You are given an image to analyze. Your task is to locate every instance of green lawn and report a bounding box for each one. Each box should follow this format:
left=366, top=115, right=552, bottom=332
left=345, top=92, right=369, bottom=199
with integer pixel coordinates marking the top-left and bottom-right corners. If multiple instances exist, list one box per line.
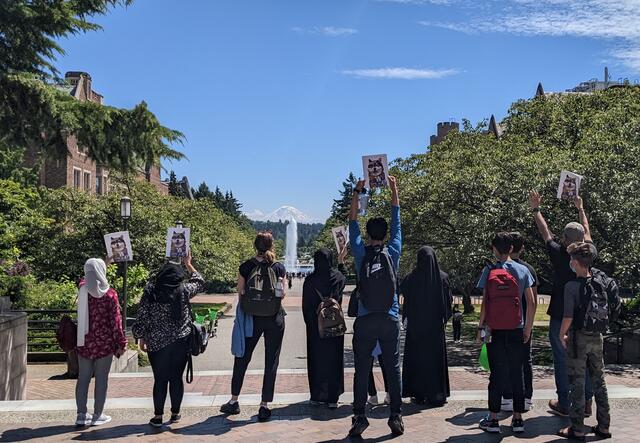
left=459, top=304, right=550, bottom=323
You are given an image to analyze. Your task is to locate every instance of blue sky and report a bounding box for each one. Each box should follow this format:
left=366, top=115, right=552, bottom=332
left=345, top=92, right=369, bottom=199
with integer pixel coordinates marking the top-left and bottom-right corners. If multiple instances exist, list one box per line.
left=56, top=0, right=639, bottom=222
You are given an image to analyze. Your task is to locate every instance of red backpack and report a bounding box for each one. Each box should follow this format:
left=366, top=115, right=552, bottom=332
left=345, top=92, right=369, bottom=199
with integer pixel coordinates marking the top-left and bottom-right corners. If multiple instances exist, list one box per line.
left=485, top=266, right=522, bottom=330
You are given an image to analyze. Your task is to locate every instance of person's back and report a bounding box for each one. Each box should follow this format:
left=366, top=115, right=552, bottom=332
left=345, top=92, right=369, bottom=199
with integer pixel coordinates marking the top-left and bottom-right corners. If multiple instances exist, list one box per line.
left=347, top=175, right=404, bottom=438
left=557, top=242, right=615, bottom=440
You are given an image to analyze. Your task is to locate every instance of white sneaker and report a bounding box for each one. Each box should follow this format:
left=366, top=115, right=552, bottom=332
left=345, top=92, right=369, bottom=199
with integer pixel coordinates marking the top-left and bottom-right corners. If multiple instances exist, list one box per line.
left=75, top=413, right=93, bottom=427
left=501, top=398, right=513, bottom=412
left=384, top=393, right=391, bottom=405
left=367, top=395, right=379, bottom=405
left=91, top=414, right=112, bottom=426
left=525, top=398, right=533, bottom=411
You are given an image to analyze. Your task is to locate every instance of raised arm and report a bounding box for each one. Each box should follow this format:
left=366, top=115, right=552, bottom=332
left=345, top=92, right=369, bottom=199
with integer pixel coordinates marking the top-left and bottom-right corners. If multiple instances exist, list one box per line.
left=529, top=191, right=553, bottom=243
left=389, top=175, right=399, bottom=207
left=574, top=196, right=592, bottom=242
left=349, top=179, right=366, bottom=221
left=182, top=252, right=205, bottom=298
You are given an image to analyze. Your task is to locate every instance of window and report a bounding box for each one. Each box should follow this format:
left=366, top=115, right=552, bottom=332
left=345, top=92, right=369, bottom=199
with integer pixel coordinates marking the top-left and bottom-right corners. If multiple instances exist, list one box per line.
left=83, top=171, right=91, bottom=191
left=96, top=176, right=103, bottom=195
left=73, top=168, right=81, bottom=189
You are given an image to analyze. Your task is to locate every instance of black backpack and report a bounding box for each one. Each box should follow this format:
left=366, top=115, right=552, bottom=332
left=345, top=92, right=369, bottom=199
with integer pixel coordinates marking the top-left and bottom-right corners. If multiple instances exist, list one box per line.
left=573, top=268, right=621, bottom=333
left=358, top=246, right=397, bottom=313
left=241, top=259, right=281, bottom=317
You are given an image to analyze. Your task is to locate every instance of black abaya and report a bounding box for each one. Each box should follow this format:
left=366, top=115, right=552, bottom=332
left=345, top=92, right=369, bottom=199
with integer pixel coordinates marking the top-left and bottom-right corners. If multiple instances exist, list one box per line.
left=401, top=246, right=451, bottom=405
left=302, top=249, right=347, bottom=403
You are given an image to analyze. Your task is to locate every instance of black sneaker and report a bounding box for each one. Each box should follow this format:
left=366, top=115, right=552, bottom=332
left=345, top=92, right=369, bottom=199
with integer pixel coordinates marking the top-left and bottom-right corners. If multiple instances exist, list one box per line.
left=149, top=417, right=163, bottom=428
left=258, top=406, right=272, bottom=422
left=512, top=418, right=525, bottom=433
left=220, top=401, right=240, bottom=415
left=170, top=413, right=181, bottom=424
left=348, top=415, right=370, bottom=437
left=479, top=416, right=500, bottom=433
left=388, top=414, right=405, bottom=436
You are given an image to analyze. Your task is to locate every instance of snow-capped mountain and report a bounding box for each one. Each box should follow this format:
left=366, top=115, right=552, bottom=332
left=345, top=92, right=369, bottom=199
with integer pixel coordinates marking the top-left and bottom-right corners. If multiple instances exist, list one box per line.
left=247, top=206, right=318, bottom=223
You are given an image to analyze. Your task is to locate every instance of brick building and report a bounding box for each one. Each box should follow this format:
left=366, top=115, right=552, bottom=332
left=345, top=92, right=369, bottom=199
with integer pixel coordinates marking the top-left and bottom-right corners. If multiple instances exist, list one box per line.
left=429, top=121, right=459, bottom=146
left=24, top=71, right=168, bottom=195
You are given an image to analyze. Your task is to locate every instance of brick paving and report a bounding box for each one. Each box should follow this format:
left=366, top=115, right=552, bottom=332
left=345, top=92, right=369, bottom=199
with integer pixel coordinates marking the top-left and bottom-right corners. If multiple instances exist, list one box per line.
left=1, top=399, right=638, bottom=442
left=25, top=367, right=640, bottom=401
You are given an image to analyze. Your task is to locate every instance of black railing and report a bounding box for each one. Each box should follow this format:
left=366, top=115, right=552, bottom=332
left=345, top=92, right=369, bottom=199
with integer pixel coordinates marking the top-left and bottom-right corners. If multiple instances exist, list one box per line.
left=17, top=309, right=75, bottom=361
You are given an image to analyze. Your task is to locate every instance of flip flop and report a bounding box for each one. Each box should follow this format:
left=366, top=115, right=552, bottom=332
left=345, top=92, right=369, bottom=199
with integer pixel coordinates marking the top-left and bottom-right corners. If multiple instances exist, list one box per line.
left=591, top=426, right=612, bottom=439
left=557, top=427, right=586, bottom=441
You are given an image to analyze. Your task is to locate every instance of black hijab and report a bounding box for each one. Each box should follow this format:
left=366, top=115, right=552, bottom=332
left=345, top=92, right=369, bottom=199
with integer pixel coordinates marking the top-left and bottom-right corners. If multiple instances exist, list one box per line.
left=309, top=248, right=346, bottom=299
left=402, top=246, right=446, bottom=322
left=152, top=262, right=186, bottom=320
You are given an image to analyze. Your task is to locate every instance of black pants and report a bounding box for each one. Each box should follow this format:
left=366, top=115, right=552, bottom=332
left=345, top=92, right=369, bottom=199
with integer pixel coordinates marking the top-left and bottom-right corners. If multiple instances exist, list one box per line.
left=503, top=338, right=533, bottom=400
left=148, top=337, right=189, bottom=416
left=487, top=329, right=525, bottom=413
left=353, top=313, right=402, bottom=416
left=231, top=314, right=285, bottom=402
left=368, top=356, right=388, bottom=396
left=453, top=321, right=462, bottom=341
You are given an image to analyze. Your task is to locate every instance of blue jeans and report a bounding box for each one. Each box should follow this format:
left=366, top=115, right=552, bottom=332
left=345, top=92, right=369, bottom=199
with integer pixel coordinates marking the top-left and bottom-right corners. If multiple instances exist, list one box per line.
left=549, top=318, right=593, bottom=409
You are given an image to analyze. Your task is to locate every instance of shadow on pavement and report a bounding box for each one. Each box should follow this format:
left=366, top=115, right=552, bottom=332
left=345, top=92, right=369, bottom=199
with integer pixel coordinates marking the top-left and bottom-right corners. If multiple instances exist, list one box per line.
left=70, top=424, right=162, bottom=440
left=445, top=407, right=571, bottom=442
left=1, top=425, right=78, bottom=442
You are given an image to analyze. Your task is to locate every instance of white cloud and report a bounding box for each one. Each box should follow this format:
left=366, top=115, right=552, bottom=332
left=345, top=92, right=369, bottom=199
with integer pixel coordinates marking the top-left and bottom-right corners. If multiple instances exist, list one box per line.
left=416, top=0, right=640, bottom=72
left=292, top=26, right=358, bottom=37
left=341, top=67, right=459, bottom=79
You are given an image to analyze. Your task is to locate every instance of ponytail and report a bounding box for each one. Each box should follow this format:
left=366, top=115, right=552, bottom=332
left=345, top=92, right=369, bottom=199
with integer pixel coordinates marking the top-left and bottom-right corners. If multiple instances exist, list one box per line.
left=254, top=231, right=276, bottom=264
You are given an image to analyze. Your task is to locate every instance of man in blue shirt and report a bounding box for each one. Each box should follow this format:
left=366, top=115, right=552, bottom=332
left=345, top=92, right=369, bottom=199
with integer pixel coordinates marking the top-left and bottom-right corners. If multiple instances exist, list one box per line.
left=348, top=175, right=403, bottom=437
left=476, top=232, right=535, bottom=435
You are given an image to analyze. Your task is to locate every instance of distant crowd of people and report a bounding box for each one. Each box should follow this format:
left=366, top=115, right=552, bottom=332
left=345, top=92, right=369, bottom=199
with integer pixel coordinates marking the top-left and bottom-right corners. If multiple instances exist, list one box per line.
left=71, top=176, right=620, bottom=440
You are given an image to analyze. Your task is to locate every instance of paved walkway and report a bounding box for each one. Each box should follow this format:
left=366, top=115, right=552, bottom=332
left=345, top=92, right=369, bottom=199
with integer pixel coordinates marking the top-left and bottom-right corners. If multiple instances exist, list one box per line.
left=1, top=399, right=639, bottom=442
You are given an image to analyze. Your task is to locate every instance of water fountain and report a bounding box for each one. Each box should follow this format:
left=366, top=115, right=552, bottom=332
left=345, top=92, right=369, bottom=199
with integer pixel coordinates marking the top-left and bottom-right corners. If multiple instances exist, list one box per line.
left=285, top=216, right=298, bottom=273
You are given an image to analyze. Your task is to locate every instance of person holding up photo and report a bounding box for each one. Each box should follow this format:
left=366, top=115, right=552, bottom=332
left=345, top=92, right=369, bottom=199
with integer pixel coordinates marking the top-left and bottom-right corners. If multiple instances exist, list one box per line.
left=132, top=252, right=205, bottom=428
left=75, top=256, right=127, bottom=427
left=348, top=175, right=404, bottom=438
left=529, top=192, right=594, bottom=417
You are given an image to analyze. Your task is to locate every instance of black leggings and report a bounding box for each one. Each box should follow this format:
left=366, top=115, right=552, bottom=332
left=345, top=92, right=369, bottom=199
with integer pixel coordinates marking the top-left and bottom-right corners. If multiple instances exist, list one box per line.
left=231, top=314, right=285, bottom=402
left=148, top=337, right=189, bottom=416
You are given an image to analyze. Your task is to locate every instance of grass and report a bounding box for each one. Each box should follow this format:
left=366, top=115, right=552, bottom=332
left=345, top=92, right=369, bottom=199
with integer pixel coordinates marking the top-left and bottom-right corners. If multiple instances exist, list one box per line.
left=459, top=304, right=550, bottom=323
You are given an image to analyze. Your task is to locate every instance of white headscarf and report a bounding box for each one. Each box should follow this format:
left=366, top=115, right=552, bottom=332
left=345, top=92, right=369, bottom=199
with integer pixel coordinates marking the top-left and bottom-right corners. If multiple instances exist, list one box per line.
left=77, top=258, right=110, bottom=347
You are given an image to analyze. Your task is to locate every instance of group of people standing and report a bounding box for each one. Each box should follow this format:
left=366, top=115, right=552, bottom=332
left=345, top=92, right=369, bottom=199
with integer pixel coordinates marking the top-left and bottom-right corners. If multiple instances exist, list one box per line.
left=71, top=175, right=620, bottom=440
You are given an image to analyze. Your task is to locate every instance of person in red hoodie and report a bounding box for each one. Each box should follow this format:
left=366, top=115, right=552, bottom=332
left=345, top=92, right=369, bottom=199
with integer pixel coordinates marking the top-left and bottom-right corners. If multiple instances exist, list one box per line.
left=75, top=257, right=127, bottom=427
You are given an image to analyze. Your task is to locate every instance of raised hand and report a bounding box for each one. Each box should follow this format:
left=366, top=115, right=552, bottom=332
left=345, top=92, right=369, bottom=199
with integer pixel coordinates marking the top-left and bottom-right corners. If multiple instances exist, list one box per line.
left=529, top=190, right=542, bottom=209
left=574, top=195, right=584, bottom=210
left=388, top=175, right=398, bottom=191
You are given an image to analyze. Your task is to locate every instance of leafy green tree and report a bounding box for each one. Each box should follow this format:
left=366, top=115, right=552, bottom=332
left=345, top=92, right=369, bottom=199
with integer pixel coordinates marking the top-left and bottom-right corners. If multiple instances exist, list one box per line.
left=365, top=87, right=640, bottom=312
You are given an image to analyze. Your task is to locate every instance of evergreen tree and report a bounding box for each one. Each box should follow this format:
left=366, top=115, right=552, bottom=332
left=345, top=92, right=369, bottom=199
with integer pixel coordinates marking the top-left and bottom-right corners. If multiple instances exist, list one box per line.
left=330, top=172, right=357, bottom=221
left=168, top=171, right=180, bottom=197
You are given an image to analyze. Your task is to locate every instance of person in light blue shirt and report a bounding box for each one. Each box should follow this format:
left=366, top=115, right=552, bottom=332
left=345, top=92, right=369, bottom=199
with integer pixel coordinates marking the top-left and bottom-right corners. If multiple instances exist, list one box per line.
left=347, top=175, right=404, bottom=438
left=476, top=232, right=535, bottom=436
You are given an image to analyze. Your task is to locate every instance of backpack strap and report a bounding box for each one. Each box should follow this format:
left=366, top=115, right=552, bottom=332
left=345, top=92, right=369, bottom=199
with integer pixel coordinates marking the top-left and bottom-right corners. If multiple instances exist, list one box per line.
left=185, top=354, right=194, bottom=384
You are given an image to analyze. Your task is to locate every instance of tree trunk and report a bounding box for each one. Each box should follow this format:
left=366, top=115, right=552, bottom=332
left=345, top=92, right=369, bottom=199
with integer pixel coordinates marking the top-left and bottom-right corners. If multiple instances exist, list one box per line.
left=463, top=283, right=475, bottom=314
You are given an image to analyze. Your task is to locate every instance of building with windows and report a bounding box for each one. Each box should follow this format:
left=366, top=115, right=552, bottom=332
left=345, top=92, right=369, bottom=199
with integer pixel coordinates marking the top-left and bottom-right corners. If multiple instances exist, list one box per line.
left=24, top=71, right=168, bottom=195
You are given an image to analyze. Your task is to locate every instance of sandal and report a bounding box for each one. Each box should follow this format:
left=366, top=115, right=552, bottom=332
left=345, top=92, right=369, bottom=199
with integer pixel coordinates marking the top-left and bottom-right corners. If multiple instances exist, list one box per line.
left=557, top=427, right=586, bottom=441
left=592, top=425, right=612, bottom=439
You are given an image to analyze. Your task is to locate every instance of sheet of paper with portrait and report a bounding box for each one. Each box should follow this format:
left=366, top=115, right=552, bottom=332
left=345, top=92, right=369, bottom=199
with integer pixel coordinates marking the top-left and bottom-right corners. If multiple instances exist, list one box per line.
left=331, top=226, right=349, bottom=255
left=166, top=227, right=191, bottom=258
left=362, top=154, right=389, bottom=189
left=104, top=231, right=133, bottom=262
left=557, top=170, right=583, bottom=200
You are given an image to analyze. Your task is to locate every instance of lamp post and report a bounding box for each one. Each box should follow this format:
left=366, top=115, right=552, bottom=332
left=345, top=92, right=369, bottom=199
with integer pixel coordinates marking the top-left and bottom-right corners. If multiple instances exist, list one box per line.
left=120, top=197, right=131, bottom=330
